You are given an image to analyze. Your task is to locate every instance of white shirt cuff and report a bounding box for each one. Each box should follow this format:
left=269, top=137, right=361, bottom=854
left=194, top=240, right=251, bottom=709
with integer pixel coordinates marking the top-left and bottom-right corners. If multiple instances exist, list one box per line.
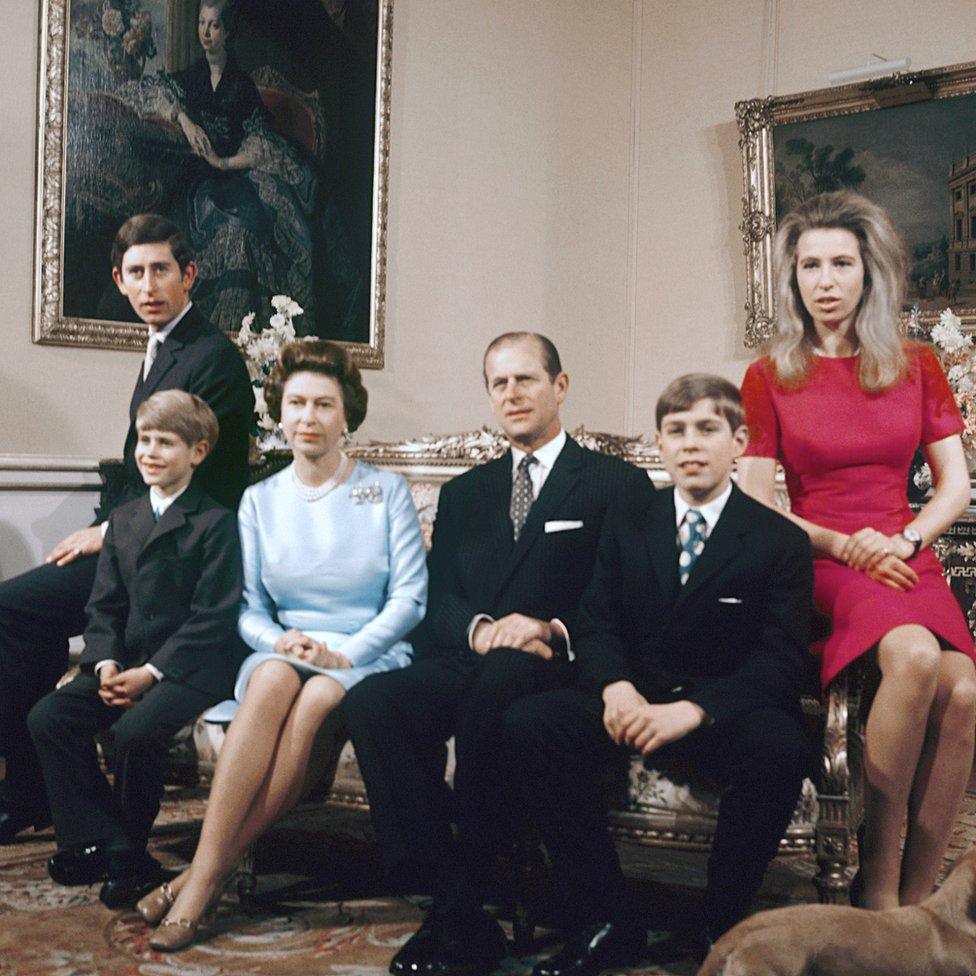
left=94, top=659, right=122, bottom=674
left=144, top=663, right=164, bottom=682
left=100, top=520, right=109, bottom=539
left=550, top=618, right=573, bottom=661
left=468, top=613, right=495, bottom=650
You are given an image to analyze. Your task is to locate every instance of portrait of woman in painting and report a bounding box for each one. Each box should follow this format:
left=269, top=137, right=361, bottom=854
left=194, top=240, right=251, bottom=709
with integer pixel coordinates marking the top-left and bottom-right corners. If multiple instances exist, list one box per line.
left=62, top=0, right=378, bottom=343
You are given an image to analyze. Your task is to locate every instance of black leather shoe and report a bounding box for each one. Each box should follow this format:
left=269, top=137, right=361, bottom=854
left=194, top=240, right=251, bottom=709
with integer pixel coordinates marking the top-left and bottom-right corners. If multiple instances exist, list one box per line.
left=99, top=853, right=165, bottom=909
left=0, top=803, right=52, bottom=844
left=532, top=920, right=645, bottom=976
left=390, top=914, right=439, bottom=975
left=405, top=911, right=508, bottom=976
left=47, top=844, right=108, bottom=886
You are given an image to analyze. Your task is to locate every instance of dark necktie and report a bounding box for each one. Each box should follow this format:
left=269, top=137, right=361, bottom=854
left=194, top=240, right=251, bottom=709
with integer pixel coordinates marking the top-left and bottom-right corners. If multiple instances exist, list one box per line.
left=510, top=454, right=538, bottom=542
left=678, top=509, right=706, bottom=586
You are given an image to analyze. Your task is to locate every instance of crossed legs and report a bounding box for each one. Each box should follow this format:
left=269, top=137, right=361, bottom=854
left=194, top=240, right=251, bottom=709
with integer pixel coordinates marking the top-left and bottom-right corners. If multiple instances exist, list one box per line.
left=160, top=660, right=345, bottom=925
left=859, top=626, right=976, bottom=909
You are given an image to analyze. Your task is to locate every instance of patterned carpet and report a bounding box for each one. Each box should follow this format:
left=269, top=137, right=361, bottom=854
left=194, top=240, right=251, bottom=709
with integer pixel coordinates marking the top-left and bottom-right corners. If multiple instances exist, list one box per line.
left=2, top=783, right=975, bottom=976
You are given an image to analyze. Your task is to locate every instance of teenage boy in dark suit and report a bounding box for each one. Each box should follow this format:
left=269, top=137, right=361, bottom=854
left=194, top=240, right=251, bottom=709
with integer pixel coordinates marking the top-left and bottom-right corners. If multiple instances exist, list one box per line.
left=0, top=214, right=253, bottom=845
left=503, top=374, right=815, bottom=974
left=28, top=390, right=247, bottom=908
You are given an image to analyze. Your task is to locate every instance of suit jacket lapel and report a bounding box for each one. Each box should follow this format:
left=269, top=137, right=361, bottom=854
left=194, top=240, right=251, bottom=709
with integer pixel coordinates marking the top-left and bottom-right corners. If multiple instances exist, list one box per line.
left=676, top=484, right=750, bottom=606
left=141, top=305, right=202, bottom=398
left=644, top=487, right=681, bottom=605
left=477, top=454, right=517, bottom=594
left=137, top=483, right=202, bottom=560
left=489, top=437, right=584, bottom=604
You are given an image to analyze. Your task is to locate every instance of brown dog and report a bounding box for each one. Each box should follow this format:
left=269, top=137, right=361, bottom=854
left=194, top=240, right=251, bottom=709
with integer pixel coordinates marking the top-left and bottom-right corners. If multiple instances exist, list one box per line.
left=697, top=848, right=976, bottom=976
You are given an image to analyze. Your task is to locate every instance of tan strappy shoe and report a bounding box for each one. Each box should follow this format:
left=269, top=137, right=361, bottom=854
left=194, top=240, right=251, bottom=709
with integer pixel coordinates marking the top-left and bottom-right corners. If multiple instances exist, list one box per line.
left=148, top=913, right=204, bottom=952
left=136, top=880, right=176, bottom=925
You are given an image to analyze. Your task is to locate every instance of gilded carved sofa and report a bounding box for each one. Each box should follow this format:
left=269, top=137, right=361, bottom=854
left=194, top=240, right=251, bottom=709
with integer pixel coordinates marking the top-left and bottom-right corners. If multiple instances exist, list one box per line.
left=177, top=427, right=867, bottom=910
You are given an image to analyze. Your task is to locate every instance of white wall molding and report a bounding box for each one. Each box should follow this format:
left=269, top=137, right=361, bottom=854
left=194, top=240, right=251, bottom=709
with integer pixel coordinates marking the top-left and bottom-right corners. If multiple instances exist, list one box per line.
left=0, top=455, right=102, bottom=581
left=0, top=455, right=102, bottom=491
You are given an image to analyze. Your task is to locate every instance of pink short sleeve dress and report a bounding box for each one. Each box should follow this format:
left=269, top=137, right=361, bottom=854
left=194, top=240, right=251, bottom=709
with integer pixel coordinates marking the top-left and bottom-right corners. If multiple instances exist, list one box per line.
left=740, top=344, right=975, bottom=688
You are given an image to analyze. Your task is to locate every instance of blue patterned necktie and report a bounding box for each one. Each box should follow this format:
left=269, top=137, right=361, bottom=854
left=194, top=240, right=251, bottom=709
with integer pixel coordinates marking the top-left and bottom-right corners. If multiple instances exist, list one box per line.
left=510, top=454, right=538, bottom=542
left=678, top=509, right=707, bottom=586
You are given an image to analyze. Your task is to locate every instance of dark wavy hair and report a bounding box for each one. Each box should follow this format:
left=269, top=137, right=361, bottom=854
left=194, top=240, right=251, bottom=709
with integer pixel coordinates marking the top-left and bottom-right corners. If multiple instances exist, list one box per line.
left=111, top=214, right=194, bottom=273
left=265, top=340, right=368, bottom=432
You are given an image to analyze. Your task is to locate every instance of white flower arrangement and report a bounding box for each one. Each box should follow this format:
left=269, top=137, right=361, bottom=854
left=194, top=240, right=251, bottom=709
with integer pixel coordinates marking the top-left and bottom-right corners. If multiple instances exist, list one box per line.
left=235, top=295, right=304, bottom=452
left=915, top=308, right=976, bottom=487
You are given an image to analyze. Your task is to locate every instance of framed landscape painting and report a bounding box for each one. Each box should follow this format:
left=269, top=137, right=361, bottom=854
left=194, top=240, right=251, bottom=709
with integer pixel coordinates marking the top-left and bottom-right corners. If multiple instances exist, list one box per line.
left=34, top=0, right=392, bottom=367
left=736, top=60, right=976, bottom=347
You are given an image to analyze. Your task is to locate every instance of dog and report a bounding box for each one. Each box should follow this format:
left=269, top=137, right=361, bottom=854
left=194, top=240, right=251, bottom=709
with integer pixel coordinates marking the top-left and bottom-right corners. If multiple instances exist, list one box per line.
left=697, top=848, right=976, bottom=976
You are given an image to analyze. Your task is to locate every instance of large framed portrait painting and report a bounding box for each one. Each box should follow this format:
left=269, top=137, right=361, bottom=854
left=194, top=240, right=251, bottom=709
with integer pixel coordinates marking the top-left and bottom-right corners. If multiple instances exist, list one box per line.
left=737, top=60, right=976, bottom=348
left=34, top=0, right=392, bottom=366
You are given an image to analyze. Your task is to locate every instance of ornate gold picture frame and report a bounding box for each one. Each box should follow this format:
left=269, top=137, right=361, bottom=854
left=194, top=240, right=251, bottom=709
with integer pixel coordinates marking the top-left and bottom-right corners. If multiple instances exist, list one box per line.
left=34, top=0, right=392, bottom=367
left=736, top=59, right=976, bottom=348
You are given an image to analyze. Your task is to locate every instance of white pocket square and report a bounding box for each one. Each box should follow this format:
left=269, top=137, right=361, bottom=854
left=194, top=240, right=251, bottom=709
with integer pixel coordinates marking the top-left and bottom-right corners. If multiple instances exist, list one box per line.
left=718, top=597, right=744, bottom=604
left=545, top=520, right=584, bottom=533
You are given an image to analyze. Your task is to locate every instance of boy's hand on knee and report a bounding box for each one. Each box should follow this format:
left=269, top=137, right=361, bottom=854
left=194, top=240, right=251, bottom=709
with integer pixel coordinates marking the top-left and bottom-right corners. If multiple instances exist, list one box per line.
left=99, top=666, right=155, bottom=707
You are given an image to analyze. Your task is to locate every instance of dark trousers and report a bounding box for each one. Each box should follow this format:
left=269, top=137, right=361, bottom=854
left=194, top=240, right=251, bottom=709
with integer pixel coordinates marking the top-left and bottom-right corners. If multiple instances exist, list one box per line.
left=342, top=648, right=568, bottom=915
left=502, top=688, right=813, bottom=937
left=27, top=672, right=215, bottom=852
left=0, top=555, right=98, bottom=810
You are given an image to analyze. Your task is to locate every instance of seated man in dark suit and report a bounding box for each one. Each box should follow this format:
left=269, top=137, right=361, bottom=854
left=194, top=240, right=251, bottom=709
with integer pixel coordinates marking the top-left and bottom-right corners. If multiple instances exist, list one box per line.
left=0, top=214, right=253, bottom=845
left=342, top=332, right=653, bottom=976
left=503, top=374, right=815, bottom=974
left=28, top=390, right=247, bottom=908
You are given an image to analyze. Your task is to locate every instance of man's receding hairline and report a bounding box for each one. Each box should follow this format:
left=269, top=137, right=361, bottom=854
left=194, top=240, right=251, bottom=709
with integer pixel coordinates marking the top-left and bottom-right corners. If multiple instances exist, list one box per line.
left=484, top=335, right=552, bottom=373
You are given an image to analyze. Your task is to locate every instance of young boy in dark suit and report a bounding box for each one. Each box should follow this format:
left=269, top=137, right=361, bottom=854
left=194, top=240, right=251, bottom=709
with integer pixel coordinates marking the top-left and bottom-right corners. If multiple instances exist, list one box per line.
left=28, top=390, right=247, bottom=908
left=503, top=374, right=815, bottom=973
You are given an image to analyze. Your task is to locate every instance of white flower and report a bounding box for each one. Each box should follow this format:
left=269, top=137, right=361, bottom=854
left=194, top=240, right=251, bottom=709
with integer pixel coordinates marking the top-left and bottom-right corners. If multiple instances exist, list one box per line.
left=240, top=311, right=256, bottom=331
left=257, top=411, right=277, bottom=431
left=280, top=318, right=297, bottom=341
left=269, top=313, right=287, bottom=332
left=948, top=364, right=968, bottom=385
left=253, top=387, right=267, bottom=413
left=940, top=308, right=964, bottom=332
left=931, top=314, right=971, bottom=353
left=252, top=332, right=278, bottom=364
left=271, top=294, right=304, bottom=318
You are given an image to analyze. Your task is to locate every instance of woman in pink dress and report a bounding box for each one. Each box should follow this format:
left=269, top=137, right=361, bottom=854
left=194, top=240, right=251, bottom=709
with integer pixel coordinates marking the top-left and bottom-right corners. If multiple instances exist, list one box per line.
left=738, top=191, right=976, bottom=910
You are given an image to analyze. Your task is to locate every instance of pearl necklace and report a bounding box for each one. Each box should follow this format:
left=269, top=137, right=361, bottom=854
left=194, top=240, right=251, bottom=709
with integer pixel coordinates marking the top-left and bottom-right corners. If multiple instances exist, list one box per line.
left=291, top=452, right=350, bottom=502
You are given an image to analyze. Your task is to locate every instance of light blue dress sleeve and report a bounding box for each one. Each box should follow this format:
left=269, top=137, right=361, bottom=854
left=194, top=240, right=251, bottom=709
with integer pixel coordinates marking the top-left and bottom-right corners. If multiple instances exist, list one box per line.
left=237, top=487, right=286, bottom=654
left=338, top=473, right=428, bottom=667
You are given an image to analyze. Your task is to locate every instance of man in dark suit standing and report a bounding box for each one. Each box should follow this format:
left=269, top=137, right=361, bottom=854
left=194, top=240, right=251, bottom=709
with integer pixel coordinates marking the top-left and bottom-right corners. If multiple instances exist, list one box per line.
left=504, top=374, right=814, bottom=974
left=342, top=333, right=652, bottom=976
left=0, top=214, right=254, bottom=844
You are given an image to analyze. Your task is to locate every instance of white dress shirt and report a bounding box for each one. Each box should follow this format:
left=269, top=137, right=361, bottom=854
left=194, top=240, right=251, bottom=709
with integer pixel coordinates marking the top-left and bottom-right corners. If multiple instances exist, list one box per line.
left=510, top=428, right=567, bottom=499
left=674, top=481, right=733, bottom=539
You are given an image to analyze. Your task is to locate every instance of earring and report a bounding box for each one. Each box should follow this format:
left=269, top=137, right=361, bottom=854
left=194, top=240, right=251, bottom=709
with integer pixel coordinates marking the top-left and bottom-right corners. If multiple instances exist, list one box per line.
left=341, top=428, right=351, bottom=446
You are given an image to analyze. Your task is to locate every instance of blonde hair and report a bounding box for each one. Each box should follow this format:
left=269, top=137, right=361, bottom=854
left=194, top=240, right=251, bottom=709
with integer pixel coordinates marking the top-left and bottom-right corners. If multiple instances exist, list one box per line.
left=136, top=390, right=218, bottom=450
left=770, top=191, right=907, bottom=390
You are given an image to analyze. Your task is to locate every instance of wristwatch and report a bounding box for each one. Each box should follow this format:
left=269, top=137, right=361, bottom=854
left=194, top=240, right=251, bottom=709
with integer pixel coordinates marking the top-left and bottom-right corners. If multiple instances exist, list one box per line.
left=901, top=528, right=923, bottom=557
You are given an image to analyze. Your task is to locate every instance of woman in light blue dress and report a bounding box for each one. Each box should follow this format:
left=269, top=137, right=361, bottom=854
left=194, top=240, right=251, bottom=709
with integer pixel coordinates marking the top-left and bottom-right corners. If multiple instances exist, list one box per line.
left=141, top=339, right=427, bottom=950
